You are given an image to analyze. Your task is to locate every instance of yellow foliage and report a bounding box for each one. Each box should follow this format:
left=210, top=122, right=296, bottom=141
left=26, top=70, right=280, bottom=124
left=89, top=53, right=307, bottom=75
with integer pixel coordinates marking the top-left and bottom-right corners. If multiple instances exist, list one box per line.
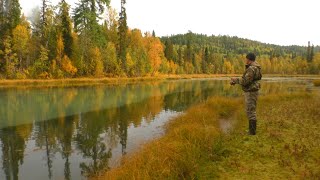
left=56, top=34, right=64, bottom=64
left=126, top=52, right=135, bottom=76
left=61, top=55, right=77, bottom=76
left=90, top=47, right=104, bottom=77
left=38, top=72, right=50, bottom=79
left=223, top=60, right=234, bottom=74
left=169, top=60, right=178, bottom=74
left=145, top=37, right=164, bottom=75
left=184, top=62, right=194, bottom=74
left=12, top=25, right=30, bottom=55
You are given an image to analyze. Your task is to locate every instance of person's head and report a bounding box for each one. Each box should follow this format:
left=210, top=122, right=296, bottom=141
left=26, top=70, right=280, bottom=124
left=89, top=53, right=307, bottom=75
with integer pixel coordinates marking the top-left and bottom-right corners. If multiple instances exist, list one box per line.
left=246, top=53, right=256, bottom=64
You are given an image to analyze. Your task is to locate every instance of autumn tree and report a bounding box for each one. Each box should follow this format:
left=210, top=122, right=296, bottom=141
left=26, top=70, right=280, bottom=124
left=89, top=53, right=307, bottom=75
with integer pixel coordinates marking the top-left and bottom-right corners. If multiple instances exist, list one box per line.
left=12, top=23, right=30, bottom=70
left=223, top=60, right=234, bottom=74
left=125, top=51, right=135, bottom=76
left=61, top=55, right=77, bottom=77
left=103, top=42, right=121, bottom=76
left=145, top=35, right=165, bottom=75
left=127, top=29, right=149, bottom=76
left=0, top=36, right=18, bottom=78
left=53, top=33, right=77, bottom=77
left=89, top=47, right=104, bottom=77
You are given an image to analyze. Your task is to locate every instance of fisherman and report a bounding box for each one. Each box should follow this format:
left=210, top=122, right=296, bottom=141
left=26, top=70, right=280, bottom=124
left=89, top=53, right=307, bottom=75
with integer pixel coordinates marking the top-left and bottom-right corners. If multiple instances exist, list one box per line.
left=230, top=53, right=262, bottom=135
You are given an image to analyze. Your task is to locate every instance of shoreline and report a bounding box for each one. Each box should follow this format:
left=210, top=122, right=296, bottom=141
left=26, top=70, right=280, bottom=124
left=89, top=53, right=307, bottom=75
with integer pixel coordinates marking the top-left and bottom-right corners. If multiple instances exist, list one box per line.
left=0, top=74, right=233, bottom=88
left=1, top=74, right=320, bottom=88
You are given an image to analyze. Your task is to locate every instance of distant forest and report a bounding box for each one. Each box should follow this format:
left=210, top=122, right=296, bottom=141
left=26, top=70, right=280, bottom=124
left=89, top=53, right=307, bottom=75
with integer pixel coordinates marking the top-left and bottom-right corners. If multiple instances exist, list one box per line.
left=0, top=0, right=319, bottom=79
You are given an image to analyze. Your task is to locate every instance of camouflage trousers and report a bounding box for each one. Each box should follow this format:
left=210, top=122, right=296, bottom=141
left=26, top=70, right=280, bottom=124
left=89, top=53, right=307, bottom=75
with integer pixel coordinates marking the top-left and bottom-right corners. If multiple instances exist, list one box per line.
left=244, top=91, right=259, bottom=122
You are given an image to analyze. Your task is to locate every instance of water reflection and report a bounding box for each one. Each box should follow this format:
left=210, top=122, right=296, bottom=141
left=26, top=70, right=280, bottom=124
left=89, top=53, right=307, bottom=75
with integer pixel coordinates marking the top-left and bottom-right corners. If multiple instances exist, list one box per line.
left=0, top=79, right=318, bottom=179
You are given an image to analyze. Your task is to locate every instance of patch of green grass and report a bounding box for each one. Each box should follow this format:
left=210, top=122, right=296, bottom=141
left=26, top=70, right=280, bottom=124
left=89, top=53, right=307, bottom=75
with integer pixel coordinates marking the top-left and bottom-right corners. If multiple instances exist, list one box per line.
left=93, top=93, right=320, bottom=179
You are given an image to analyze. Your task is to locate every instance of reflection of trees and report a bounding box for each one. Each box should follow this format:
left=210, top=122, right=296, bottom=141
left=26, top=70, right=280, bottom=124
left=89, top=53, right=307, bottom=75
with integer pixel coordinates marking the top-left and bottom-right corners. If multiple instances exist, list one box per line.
left=0, top=123, right=32, bottom=180
left=34, top=120, right=59, bottom=179
left=79, top=143, right=112, bottom=176
left=163, top=80, right=240, bottom=111
left=56, top=115, right=77, bottom=180
left=75, top=111, right=112, bottom=176
left=118, top=109, right=128, bottom=155
left=260, top=81, right=303, bottom=95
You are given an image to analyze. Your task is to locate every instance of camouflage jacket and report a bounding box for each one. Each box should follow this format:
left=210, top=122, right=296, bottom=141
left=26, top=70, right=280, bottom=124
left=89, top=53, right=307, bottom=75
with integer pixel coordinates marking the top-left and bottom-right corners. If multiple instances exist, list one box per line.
left=236, top=61, right=262, bottom=92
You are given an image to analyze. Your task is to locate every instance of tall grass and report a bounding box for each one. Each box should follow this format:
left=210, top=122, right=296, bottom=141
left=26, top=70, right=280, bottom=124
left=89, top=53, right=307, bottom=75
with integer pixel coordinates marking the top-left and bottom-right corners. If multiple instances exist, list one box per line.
left=93, top=92, right=320, bottom=179
left=94, top=97, right=244, bottom=179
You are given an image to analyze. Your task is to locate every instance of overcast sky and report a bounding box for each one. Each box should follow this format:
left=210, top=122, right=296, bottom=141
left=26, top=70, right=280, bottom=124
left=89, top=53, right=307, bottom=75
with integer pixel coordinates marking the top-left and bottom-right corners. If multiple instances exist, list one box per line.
left=20, top=0, right=320, bottom=46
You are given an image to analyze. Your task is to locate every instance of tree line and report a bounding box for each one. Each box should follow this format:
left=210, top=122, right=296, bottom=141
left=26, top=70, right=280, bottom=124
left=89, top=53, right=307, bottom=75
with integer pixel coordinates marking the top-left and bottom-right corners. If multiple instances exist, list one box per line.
left=162, top=32, right=320, bottom=74
left=0, top=0, right=319, bottom=79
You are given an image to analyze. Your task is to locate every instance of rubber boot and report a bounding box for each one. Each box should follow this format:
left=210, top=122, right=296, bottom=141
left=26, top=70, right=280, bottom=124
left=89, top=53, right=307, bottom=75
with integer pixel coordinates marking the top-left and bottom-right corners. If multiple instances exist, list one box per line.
left=249, top=120, right=256, bottom=135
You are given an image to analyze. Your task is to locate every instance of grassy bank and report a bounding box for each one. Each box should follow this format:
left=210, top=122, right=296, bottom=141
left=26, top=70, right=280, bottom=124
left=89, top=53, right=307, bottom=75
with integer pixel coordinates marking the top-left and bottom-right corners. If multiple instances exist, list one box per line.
left=94, top=93, right=320, bottom=179
left=1, top=74, right=319, bottom=88
left=0, top=74, right=234, bottom=88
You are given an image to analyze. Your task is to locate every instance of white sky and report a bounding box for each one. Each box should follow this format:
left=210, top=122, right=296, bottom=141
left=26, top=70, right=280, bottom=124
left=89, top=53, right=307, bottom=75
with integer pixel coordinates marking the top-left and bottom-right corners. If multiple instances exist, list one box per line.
left=20, top=0, right=320, bottom=46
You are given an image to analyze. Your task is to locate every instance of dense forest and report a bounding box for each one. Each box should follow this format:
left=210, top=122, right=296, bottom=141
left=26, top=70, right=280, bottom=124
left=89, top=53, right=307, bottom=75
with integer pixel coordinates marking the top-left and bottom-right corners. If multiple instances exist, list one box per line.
left=0, top=0, right=319, bottom=79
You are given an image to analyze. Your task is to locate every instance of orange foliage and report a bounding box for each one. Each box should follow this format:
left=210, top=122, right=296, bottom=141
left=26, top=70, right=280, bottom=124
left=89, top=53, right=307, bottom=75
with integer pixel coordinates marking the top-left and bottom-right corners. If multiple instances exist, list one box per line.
left=61, top=55, right=77, bottom=76
left=144, top=36, right=165, bottom=75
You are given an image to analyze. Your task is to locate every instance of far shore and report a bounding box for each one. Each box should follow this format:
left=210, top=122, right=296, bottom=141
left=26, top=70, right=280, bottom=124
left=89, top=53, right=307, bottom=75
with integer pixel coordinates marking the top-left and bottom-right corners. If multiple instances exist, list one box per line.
left=0, top=74, right=320, bottom=88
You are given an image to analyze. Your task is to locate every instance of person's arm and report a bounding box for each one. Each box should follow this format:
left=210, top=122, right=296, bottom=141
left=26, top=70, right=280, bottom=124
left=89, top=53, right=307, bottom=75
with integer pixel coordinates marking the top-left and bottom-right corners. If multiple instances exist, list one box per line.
left=238, top=68, right=255, bottom=86
left=231, top=68, right=255, bottom=86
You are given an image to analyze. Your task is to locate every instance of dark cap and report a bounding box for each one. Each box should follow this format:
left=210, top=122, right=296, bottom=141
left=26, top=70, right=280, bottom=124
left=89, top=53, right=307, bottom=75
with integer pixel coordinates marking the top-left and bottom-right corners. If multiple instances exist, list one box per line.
left=246, top=53, right=256, bottom=61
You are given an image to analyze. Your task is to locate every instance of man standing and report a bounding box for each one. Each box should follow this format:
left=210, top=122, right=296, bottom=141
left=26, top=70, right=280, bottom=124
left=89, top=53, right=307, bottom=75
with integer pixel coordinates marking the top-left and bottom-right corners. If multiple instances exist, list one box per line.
left=230, top=53, right=262, bottom=135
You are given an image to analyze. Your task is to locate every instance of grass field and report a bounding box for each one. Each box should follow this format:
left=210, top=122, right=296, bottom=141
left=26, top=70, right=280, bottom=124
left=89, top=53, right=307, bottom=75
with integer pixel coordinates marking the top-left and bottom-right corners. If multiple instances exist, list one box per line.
left=93, top=92, right=320, bottom=179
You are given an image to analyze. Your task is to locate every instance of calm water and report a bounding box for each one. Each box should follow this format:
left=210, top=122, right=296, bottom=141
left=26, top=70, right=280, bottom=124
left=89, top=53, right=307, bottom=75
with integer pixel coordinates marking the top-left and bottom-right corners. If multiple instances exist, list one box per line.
left=0, top=78, right=318, bottom=180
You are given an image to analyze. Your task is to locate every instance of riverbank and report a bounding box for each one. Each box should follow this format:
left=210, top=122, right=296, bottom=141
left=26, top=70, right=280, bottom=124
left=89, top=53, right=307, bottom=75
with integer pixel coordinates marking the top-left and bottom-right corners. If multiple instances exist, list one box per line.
left=1, top=74, right=320, bottom=88
left=0, top=74, right=234, bottom=88
left=94, top=92, right=320, bottom=179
